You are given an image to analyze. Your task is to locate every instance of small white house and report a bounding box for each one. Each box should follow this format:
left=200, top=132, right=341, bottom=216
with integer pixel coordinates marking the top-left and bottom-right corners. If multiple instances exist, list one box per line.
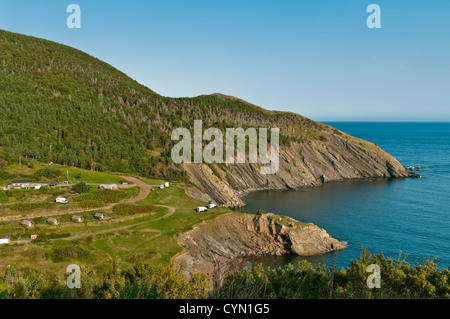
left=55, top=197, right=68, bottom=204
left=98, top=184, right=118, bottom=190
left=197, top=207, right=208, bottom=213
left=164, top=182, right=169, bottom=188
left=159, top=185, right=165, bottom=189
left=0, top=236, right=10, bottom=245
left=208, top=203, right=217, bottom=209
left=7, top=180, right=32, bottom=189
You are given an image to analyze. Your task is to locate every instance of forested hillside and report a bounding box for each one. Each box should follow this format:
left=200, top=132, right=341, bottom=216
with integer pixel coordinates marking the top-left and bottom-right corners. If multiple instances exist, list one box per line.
left=0, top=30, right=326, bottom=180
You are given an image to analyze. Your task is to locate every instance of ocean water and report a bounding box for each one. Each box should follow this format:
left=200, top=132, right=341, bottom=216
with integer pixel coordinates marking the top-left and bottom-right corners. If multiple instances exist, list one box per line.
left=242, top=122, right=450, bottom=270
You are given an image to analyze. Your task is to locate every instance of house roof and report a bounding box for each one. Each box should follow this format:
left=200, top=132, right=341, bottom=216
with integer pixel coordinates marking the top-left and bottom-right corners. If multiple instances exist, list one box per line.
left=21, top=220, right=32, bottom=224
left=94, top=213, right=104, bottom=217
left=72, top=215, right=82, bottom=219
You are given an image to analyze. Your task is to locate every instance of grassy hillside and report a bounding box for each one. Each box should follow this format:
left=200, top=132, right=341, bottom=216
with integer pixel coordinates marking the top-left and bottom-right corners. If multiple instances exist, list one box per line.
left=0, top=29, right=334, bottom=180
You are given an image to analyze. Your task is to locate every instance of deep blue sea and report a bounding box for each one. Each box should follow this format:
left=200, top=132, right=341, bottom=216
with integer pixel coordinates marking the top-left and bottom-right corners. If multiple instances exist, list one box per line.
left=243, top=122, right=450, bottom=270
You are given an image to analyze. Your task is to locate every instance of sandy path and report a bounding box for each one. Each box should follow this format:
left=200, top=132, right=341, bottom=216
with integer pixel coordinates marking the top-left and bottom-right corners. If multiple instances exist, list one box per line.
left=119, top=176, right=153, bottom=203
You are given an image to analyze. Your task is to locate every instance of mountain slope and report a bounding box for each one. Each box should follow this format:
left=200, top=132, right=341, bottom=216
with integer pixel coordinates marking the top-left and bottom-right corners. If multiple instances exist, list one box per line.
left=0, top=30, right=415, bottom=205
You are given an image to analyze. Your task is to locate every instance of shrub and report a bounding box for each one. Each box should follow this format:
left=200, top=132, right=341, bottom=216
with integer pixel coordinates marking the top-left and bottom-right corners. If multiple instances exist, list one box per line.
left=112, top=204, right=157, bottom=216
left=73, top=189, right=127, bottom=204
left=33, top=167, right=63, bottom=180
left=0, top=190, right=8, bottom=202
left=71, top=181, right=91, bottom=194
left=77, top=200, right=105, bottom=208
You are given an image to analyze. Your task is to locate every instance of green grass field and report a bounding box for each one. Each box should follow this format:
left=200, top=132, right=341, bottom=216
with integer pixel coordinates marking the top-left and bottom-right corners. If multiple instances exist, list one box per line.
left=0, top=169, right=234, bottom=274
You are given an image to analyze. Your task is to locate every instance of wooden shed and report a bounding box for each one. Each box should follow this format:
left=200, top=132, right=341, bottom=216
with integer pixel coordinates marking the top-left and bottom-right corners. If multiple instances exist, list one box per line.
left=46, top=217, right=60, bottom=226
left=71, top=215, right=83, bottom=223
left=93, top=213, right=105, bottom=220
left=21, top=220, right=34, bottom=228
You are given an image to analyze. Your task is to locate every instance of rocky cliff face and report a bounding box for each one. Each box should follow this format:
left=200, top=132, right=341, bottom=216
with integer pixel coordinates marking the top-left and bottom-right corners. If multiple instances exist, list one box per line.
left=174, top=213, right=346, bottom=279
left=184, top=128, right=417, bottom=206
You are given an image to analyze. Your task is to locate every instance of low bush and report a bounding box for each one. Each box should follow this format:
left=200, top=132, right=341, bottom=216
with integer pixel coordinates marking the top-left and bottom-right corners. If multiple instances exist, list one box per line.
left=112, top=204, right=157, bottom=216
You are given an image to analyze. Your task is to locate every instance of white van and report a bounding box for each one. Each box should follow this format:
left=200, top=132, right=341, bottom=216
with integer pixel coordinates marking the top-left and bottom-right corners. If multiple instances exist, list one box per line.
left=208, top=203, right=217, bottom=209
left=55, top=197, right=68, bottom=204
left=197, top=207, right=208, bottom=213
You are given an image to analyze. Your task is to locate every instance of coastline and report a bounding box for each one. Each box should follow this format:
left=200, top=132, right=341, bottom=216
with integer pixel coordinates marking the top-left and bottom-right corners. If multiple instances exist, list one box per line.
left=237, top=174, right=420, bottom=207
left=174, top=212, right=347, bottom=286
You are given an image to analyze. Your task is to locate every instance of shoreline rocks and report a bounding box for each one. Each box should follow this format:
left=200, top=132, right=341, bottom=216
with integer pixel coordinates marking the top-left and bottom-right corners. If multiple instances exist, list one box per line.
left=174, top=213, right=346, bottom=281
left=183, top=133, right=419, bottom=207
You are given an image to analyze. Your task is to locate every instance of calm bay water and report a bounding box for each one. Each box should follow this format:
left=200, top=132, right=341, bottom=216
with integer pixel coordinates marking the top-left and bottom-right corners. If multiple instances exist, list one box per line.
left=243, top=122, right=450, bottom=269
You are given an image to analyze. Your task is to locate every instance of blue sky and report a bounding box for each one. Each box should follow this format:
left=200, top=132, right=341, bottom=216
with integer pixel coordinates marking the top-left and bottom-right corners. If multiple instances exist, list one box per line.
left=0, top=0, right=449, bottom=121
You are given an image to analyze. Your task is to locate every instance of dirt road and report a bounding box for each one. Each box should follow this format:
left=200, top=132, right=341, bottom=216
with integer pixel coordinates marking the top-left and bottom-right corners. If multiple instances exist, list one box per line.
left=119, top=176, right=152, bottom=203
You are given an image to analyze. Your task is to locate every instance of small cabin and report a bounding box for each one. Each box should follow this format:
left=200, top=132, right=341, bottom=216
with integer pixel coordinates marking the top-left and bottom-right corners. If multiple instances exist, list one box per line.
left=30, top=235, right=38, bottom=241
left=197, top=207, right=208, bottom=213
left=21, top=220, right=34, bottom=228
left=8, top=180, right=32, bottom=189
left=98, top=184, right=118, bottom=190
left=159, top=185, right=164, bottom=189
left=71, top=215, right=83, bottom=223
left=164, top=182, right=169, bottom=188
left=46, top=217, right=60, bottom=226
left=94, top=213, right=105, bottom=220
left=120, top=180, right=129, bottom=185
left=0, top=236, right=10, bottom=245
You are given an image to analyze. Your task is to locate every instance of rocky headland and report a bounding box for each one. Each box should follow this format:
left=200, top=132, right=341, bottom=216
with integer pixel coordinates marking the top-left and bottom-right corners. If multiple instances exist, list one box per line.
left=174, top=213, right=346, bottom=280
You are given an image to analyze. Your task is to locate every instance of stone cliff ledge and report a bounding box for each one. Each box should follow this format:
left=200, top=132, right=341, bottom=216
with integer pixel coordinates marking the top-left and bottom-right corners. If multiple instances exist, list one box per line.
left=174, top=213, right=346, bottom=278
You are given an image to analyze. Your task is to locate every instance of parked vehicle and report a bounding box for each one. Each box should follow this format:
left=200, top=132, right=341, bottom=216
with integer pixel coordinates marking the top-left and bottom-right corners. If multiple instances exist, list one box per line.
left=55, top=197, right=68, bottom=204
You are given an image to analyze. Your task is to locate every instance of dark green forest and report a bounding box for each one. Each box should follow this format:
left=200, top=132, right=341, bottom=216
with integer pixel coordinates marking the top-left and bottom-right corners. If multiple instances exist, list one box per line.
left=0, top=30, right=329, bottom=179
